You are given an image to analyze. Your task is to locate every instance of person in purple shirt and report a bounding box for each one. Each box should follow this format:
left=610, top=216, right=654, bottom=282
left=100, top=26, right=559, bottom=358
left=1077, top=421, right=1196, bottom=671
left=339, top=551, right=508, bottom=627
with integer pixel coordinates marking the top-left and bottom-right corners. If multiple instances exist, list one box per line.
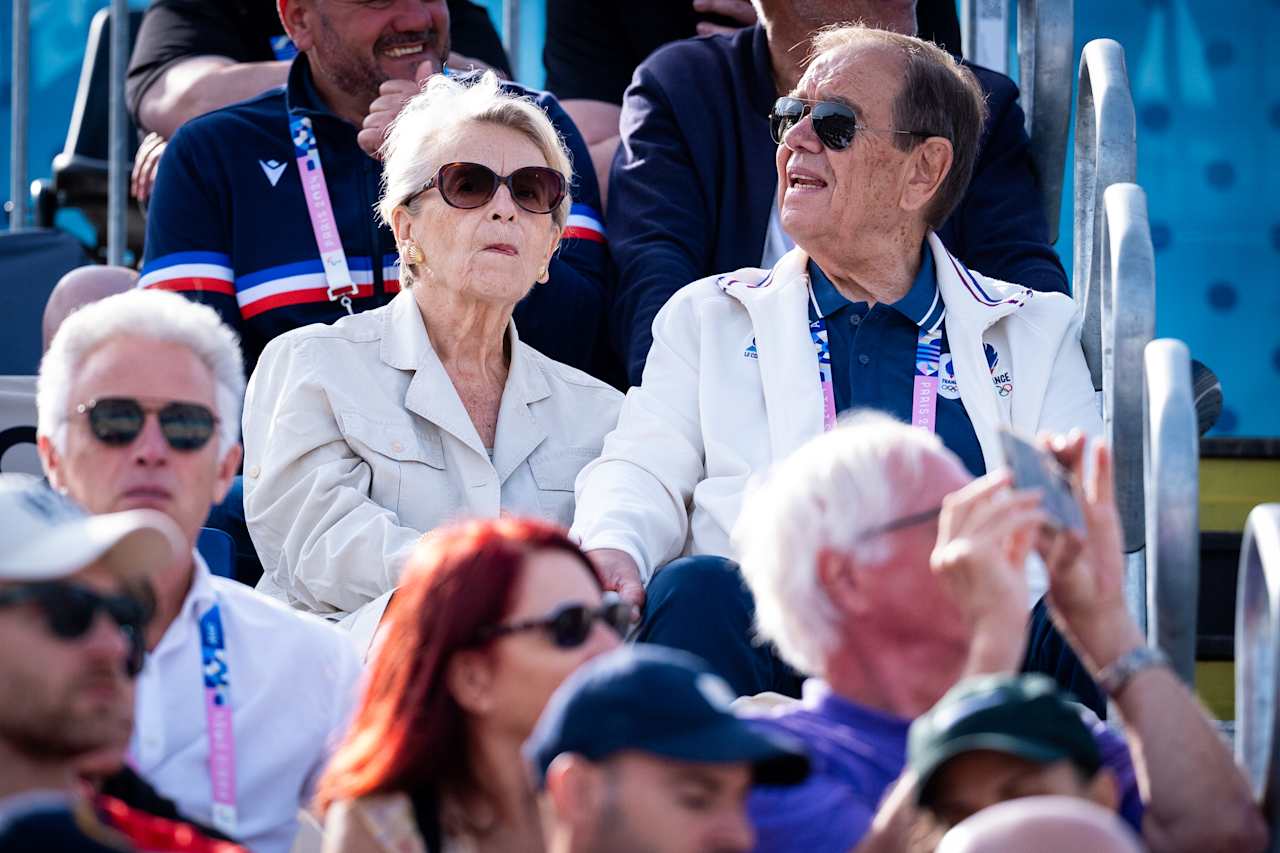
left=731, top=412, right=1265, bottom=853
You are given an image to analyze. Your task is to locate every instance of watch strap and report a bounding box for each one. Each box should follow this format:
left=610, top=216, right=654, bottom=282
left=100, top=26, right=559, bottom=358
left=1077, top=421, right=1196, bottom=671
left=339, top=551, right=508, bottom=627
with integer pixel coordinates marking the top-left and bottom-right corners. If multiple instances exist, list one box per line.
left=1096, top=645, right=1171, bottom=696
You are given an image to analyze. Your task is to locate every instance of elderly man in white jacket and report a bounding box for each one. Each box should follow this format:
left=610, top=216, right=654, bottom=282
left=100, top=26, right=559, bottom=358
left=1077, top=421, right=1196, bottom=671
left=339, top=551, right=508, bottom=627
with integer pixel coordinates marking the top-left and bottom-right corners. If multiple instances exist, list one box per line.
left=571, top=25, right=1102, bottom=701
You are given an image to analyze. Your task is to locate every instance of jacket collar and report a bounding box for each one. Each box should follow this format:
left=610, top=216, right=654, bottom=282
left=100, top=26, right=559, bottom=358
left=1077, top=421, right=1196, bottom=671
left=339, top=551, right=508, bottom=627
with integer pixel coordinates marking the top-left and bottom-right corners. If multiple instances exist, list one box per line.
left=378, top=290, right=551, bottom=464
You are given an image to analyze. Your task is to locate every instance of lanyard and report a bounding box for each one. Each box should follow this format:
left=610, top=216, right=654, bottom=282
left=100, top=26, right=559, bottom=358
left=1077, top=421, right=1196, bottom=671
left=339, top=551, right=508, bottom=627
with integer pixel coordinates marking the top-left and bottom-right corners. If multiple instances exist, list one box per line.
left=199, top=603, right=237, bottom=836
left=289, top=115, right=360, bottom=315
left=806, top=286, right=943, bottom=433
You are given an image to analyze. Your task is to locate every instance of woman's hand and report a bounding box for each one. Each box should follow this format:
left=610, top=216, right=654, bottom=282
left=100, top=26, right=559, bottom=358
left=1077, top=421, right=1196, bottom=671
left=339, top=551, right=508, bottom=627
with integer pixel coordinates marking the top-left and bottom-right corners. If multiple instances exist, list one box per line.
left=131, top=132, right=168, bottom=204
left=586, top=548, right=646, bottom=610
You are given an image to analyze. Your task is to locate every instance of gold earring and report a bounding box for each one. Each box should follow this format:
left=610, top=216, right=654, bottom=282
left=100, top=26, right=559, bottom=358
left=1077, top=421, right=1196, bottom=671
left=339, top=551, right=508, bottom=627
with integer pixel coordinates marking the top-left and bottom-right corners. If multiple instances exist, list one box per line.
left=537, top=266, right=549, bottom=284
left=402, top=243, right=423, bottom=264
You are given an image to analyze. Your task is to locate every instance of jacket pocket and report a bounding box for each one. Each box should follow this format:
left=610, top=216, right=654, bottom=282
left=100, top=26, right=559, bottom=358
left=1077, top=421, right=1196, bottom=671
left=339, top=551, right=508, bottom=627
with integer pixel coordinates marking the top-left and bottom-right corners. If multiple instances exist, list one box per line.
left=529, top=447, right=598, bottom=525
left=337, top=410, right=445, bottom=518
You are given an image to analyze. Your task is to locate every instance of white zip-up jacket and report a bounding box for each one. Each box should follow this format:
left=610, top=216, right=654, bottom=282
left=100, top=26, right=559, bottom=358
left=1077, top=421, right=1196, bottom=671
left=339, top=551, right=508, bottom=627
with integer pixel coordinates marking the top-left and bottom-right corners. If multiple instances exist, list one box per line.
left=571, top=234, right=1101, bottom=583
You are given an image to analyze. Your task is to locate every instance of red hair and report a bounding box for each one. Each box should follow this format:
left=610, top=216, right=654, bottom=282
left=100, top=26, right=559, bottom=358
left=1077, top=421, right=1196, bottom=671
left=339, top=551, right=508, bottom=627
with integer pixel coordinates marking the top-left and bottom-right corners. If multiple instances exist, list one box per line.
left=314, top=517, right=597, bottom=813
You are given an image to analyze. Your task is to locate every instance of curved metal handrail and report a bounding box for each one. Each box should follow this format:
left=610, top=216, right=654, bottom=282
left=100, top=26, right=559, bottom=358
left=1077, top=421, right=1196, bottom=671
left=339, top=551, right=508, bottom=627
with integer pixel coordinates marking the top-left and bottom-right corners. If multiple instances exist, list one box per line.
left=1017, top=0, right=1073, bottom=242
left=1073, top=40, right=1137, bottom=391
left=1143, top=339, right=1200, bottom=686
left=9, top=0, right=30, bottom=230
left=502, top=0, right=521, bottom=79
left=1101, top=183, right=1155, bottom=559
left=1236, top=504, right=1280, bottom=835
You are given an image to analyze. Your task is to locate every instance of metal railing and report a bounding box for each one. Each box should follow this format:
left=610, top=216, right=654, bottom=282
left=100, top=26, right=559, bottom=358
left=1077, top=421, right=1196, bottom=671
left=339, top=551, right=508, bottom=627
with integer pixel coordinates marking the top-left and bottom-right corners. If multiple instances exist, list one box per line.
left=1143, top=338, right=1200, bottom=686
left=106, top=0, right=129, bottom=265
left=1099, top=182, right=1156, bottom=631
left=960, top=0, right=1074, bottom=242
left=1074, top=39, right=1137, bottom=391
left=9, top=0, right=30, bottom=231
left=1235, top=503, right=1280, bottom=846
left=502, top=0, right=521, bottom=80
left=1016, top=0, right=1073, bottom=242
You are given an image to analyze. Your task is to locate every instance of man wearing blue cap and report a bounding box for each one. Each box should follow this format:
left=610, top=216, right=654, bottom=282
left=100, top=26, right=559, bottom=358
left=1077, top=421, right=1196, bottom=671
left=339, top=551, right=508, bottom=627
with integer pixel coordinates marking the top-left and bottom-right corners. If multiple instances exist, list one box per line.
left=525, top=645, right=809, bottom=853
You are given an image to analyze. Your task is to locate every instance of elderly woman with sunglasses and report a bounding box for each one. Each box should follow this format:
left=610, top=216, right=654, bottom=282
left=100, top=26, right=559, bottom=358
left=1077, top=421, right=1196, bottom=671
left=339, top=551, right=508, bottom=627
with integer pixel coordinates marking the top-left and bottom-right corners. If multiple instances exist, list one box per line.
left=570, top=26, right=1101, bottom=697
left=242, top=73, right=622, bottom=654
left=316, top=517, right=629, bottom=853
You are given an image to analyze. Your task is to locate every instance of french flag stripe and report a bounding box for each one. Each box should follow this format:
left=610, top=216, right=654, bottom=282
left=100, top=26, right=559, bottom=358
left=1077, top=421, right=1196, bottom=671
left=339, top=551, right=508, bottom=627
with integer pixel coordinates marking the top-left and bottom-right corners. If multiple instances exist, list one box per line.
left=237, top=268, right=375, bottom=312
left=565, top=203, right=605, bottom=242
left=242, top=284, right=376, bottom=319
left=140, top=251, right=232, bottom=272
left=138, top=263, right=234, bottom=291
left=142, top=276, right=236, bottom=296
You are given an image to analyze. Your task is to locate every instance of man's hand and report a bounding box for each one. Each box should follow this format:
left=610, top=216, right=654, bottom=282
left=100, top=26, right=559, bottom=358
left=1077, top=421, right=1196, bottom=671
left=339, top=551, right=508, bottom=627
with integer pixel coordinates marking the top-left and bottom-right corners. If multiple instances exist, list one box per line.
left=358, top=59, right=440, bottom=158
left=692, top=0, right=758, bottom=35
left=1040, top=432, right=1144, bottom=671
left=131, top=132, right=168, bottom=204
left=586, top=548, right=646, bottom=610
left=930, top=471, right=1046, bottom=674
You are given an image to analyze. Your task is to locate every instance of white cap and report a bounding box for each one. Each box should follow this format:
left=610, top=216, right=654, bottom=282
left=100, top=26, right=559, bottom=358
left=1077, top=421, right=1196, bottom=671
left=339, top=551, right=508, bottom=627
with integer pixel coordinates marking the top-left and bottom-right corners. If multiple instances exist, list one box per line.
left=0, top=475, right=183, bottom=583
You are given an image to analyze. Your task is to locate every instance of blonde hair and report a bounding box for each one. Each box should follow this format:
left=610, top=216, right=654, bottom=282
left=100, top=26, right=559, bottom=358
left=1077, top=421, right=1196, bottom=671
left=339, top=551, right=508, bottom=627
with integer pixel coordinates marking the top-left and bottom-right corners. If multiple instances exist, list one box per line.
left=377, top=73, right=573, bottom=287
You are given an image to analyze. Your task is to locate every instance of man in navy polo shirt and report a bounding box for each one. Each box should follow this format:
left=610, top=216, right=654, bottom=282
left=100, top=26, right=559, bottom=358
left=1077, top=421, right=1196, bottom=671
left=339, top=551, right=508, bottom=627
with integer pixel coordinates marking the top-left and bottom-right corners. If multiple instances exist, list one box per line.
left=140, top=0, right=608, bottom=379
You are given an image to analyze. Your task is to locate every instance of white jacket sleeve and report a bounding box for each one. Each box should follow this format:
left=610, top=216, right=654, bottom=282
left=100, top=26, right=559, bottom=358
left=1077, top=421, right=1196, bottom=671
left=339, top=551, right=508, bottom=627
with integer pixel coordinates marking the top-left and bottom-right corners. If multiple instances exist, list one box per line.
left=570, top=290, right=708, bottom=581
left=243, top=337, right=421, bottom=619
left=1035, top=310, right=1104, bottom=439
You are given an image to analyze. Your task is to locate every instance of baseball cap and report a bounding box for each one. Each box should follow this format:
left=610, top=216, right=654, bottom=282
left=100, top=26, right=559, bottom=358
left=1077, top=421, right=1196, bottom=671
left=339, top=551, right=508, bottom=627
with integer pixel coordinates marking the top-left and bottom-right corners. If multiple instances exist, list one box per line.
left=0, top=475, right=183, bottom=583
left=908, top=674, right=1102, bottom=806
left=525, top=645, right=810, bottom=788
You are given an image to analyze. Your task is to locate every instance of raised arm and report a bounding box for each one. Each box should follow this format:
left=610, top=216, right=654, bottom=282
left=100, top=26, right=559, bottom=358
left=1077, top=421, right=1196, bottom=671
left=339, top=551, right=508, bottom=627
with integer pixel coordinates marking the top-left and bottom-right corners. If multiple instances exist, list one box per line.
left=1044, top=436, right=1266, bottom=853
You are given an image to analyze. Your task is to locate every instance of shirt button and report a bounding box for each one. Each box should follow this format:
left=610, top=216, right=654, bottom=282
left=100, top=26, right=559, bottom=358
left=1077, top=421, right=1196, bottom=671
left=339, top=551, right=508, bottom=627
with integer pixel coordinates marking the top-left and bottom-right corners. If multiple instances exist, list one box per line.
left=247, top=465, right=261, bottom=479
left=849, top=314, right=861, bottom=327
left=858, top=354, right=871, bottom=366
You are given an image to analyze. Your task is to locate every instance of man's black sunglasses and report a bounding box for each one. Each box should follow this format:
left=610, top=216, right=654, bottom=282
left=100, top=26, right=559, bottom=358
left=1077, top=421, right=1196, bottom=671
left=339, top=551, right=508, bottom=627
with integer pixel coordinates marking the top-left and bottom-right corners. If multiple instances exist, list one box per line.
left=477, top=592, right=637, bottom=648
left=769, top=96, right=934, bottom=151
left=405, top=162, right=567, bottom=215
left=76, top=397, right=219, bottom=452
left=0, top=581, right=154, bottom=677
left=856, top=506, right=944, bottom=540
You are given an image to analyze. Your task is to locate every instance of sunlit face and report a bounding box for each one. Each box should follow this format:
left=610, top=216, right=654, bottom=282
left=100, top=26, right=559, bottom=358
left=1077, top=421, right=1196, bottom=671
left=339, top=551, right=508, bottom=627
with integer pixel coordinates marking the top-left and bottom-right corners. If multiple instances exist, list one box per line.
left=0, top=563, right=136, bottom=763
left=586, top=753, right=756, bottom=853
left=395, top=123, right=563, bottom=313
left=40, top=336, right=239, bottom=550
left=479, top=550, right=621, bottom=739
left=925, top=750, right=1116, bottom=830
left=776, top=42, right=916, bottom=262
left=302, top=0, right=450, bottom=108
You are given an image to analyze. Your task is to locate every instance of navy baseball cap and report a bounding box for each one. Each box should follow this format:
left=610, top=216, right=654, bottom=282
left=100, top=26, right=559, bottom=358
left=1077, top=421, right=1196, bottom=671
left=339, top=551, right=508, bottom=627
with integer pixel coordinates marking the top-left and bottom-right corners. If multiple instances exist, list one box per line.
left=525, top=645, right=810, bottom=787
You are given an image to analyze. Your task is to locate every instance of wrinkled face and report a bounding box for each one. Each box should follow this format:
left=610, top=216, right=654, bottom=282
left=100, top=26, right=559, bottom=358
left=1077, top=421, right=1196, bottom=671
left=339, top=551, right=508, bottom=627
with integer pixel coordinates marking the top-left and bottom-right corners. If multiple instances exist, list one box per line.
left=754, top=0, right=918, bottom=35
left=925, top=751, right=1111, bottom=830
left=776, top=43, right=916, bottom=261
left=0, top=563, right=136, bottom=763
left=587, top=753, right=756, bottom=853
left=396, top=123, right=563, bottom=312
left=41, top=336, right=239, bottom=548
left=479, top=551, right=620, bottom=738
left=304, top=0, right=450, bottom=108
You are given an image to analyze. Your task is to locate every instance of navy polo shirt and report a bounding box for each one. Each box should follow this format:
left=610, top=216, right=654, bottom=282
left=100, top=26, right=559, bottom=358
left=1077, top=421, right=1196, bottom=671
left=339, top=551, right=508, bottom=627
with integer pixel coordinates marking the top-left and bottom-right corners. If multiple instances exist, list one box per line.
left=807, top=252, right=987, bottom=477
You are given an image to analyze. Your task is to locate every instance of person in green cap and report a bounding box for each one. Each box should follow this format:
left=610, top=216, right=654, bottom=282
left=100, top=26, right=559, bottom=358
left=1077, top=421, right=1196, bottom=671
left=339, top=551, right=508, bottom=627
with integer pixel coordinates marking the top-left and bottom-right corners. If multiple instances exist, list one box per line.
left=907, top=674, right=1120, bottom=833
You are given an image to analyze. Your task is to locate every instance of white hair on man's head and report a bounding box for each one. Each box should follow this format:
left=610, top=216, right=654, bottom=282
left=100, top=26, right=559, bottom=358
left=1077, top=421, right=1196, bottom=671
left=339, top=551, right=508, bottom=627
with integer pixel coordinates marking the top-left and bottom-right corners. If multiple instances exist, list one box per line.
left=377, top=72, right=574, bottom=288
left=37, top=289, right=245, bottom=456
left=733, top=411, right=952, bottom=678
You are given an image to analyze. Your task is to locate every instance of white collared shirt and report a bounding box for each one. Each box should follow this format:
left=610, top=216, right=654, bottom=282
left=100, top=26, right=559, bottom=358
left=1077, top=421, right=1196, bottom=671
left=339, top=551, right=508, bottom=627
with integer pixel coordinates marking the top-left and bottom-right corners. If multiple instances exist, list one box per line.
left=129, top=553, right=363, bottom=853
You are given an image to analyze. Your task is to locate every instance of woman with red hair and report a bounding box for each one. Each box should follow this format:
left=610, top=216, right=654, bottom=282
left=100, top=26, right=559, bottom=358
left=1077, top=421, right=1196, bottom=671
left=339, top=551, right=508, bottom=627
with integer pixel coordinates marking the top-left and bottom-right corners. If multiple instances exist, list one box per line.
left=316, top=517, right=630, bottom=853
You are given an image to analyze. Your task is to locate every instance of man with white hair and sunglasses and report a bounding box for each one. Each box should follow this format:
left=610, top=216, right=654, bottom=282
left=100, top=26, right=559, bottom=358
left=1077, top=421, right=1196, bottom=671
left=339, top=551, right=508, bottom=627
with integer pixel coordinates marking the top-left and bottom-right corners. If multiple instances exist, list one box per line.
left=35, top=289, right=362, bottom=853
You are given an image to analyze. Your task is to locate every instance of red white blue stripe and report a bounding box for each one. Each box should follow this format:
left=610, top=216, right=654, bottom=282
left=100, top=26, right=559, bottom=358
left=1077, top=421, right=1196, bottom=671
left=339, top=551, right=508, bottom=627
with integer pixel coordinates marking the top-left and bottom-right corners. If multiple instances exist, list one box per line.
left=563, top=203, right=605, bottom=243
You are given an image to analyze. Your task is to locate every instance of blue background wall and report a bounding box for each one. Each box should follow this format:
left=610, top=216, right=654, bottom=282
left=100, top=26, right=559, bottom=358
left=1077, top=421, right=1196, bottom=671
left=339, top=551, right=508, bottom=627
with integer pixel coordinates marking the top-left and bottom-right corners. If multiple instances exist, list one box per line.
left=3, top=0, right=1276, bottom=435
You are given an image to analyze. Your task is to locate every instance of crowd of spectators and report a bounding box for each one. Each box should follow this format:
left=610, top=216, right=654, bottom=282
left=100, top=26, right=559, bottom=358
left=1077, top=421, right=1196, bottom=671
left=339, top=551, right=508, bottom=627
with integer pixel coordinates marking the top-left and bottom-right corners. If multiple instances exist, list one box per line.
left=1, top=0, right=1269, bottom=851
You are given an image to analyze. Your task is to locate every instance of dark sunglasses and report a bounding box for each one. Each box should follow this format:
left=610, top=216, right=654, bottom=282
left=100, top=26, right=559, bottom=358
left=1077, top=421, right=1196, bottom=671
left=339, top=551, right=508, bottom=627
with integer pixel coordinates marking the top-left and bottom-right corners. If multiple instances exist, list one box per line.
left=76, top=397, right=219, bottom=452
left=477, top=591, right=637, bottom=648
left=855, top=505, right=944, bottom=540
left=0, top=581, right=154, bottom=677
left=406, top=162, right=567, bottom=215
left=769, top=96, right=933, bottom=151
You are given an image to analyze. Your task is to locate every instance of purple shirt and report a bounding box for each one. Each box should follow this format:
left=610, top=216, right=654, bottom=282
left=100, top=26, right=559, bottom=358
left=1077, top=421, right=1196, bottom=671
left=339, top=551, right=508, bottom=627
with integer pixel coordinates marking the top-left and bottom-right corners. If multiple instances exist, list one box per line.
left=745, top=681, right=1144, bottom=852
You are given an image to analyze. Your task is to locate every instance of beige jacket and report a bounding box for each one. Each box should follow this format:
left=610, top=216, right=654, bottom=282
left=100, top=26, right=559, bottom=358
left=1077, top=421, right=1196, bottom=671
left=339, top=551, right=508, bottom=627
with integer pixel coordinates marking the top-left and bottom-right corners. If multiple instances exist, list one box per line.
left=243, top=290, right=622, bottom=652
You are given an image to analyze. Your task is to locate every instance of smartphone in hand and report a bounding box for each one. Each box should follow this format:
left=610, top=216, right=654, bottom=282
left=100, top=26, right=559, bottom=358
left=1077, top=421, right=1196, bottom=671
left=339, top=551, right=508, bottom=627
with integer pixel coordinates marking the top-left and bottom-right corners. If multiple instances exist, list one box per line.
left=998, top=428, right=1085, bottom=533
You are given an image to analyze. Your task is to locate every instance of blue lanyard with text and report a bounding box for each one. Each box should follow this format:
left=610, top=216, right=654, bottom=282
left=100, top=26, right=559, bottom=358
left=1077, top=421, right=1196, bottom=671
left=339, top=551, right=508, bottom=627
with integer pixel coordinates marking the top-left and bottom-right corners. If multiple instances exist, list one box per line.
left=200, top=603, right=237, bottom=835
left=806, top=286, right=944, bottom=433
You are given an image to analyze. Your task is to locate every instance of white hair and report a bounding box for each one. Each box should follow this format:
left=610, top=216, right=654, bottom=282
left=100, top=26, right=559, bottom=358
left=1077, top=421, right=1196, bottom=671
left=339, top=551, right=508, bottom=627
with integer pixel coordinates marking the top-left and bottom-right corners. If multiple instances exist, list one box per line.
left=733, top=411, right=952, bottom=677
left=37, top=289, right=245, bottom=456
left=377, top=72, right=574, bottom=288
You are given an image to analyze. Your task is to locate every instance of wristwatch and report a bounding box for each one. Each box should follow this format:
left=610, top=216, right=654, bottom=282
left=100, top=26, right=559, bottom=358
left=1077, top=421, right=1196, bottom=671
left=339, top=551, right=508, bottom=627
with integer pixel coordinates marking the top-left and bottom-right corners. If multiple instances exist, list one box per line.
left=1096, top=645, right=1171, bottom=697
